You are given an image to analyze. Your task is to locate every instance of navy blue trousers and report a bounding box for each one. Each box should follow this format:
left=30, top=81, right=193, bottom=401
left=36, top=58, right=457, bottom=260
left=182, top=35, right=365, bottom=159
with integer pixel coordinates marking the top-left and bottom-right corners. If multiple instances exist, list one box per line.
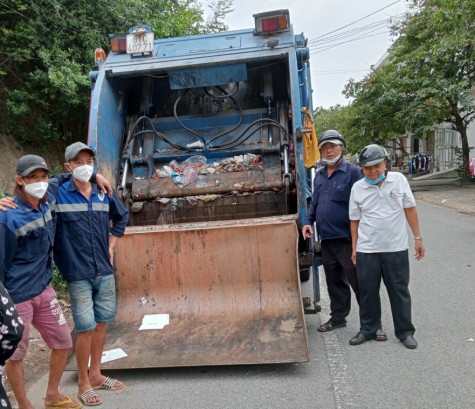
left=321, top=238, right=359, bottom=323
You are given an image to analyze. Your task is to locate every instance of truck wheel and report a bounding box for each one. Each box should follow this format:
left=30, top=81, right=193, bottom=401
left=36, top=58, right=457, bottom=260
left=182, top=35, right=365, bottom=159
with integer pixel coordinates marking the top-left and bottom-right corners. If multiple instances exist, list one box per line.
left=300, top=268, right=310, bottom=282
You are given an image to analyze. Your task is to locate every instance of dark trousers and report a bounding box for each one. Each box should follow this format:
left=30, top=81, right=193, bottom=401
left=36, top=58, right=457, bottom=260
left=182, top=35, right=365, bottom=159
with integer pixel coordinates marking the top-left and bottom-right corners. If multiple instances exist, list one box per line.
left=321, top=238, right=359, bottom=323
left=356, top=250, right=415, bottom=340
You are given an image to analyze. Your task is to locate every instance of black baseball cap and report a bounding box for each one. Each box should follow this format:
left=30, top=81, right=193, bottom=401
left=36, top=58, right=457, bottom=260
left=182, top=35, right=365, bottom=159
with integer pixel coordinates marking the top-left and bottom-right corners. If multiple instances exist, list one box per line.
left=16, top=155, right=51, bottom=176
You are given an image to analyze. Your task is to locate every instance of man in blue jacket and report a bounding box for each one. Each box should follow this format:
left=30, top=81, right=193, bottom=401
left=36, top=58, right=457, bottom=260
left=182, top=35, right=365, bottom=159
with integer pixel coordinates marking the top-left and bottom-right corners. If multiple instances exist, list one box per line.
left=0, top=155, right=80, bottom=409
left=302, top=130, right=386, bottom=340
left=54, top=142, right=129, bottom=406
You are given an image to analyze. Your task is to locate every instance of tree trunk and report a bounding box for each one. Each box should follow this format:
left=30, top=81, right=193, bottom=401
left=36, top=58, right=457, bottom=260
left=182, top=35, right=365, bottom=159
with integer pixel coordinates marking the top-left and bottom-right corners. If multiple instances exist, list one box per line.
left=449, top=98, right=471, bottom=183
left=458, top=127, right=471, bottom=183
left=396, top=137, right=408, bottom=156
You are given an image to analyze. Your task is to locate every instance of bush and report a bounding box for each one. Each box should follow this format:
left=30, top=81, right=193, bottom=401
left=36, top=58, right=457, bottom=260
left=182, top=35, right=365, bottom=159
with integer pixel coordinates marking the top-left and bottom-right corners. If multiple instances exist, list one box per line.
left=51, top=264, right=69, bottom=301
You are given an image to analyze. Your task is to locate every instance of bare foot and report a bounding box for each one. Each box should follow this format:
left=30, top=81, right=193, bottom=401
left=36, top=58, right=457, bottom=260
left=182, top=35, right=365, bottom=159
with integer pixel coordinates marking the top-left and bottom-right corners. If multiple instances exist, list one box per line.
left=16, top=402, right=35, bottom=409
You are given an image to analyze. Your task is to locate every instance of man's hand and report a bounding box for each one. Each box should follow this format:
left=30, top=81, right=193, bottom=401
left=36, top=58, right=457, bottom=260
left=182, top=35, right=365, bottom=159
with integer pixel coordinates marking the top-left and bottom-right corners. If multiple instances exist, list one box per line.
left=414, top=240, right=425, bottom=261
left=96, top=174, right=113, bottom=197
left=109, top=235, right=119, bottom=265
left=302, top=225, right=313, bottom=239
left=109, top=246, right=114, bottom=265
left=0, top=197, right=17, bottom=212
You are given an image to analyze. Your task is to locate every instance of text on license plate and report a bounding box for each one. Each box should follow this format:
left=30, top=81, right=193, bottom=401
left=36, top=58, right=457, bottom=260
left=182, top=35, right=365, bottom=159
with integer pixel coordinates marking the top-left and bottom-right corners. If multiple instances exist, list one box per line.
left=126, top=33, right=154, bottom=54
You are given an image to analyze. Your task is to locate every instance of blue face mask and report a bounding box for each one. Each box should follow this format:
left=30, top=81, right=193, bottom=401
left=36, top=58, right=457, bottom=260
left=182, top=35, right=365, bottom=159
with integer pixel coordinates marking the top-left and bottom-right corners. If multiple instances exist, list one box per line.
left=364, top=173, right=385, bottom=185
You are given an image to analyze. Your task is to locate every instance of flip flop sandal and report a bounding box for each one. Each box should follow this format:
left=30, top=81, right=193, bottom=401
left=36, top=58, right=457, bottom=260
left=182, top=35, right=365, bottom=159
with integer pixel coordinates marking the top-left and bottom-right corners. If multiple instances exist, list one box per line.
left=318, top=320, right=347, bottom=332
left=78, top=389, right=103, bottom=406
left=45, top=396, right=82, bottom=409
left=93, top=376, right=124, bottom=391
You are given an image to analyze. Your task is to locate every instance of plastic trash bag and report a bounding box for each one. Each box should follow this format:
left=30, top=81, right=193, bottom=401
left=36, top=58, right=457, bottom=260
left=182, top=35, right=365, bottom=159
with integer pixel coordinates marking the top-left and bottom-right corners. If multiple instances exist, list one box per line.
left=181, top=155, right=207, bottom=186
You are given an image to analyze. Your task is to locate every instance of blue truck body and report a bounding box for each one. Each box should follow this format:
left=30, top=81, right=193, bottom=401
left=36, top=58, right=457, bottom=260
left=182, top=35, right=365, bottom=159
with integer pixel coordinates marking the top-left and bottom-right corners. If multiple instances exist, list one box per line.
left=85, top=11, right=321, bottom=369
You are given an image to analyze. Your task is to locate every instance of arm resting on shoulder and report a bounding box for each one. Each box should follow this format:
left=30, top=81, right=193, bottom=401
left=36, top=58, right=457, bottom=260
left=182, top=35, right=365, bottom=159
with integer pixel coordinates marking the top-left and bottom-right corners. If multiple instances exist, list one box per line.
left=91, top=173, right=113, bottom=196
left=51, top=172, right=113, bottom=196
left=0, top=197, right=16, bottom=211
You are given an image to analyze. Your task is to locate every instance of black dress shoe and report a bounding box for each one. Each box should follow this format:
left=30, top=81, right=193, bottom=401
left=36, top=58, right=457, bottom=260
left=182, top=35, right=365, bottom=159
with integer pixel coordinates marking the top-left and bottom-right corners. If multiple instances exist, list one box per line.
left=349, top=332, right=368, bottom=346
left=402, top=335, right=418, bottom=349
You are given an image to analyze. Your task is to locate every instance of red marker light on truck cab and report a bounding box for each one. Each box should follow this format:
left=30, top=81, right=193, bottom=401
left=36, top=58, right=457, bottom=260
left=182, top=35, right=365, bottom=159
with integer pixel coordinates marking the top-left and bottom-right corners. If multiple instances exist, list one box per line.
left=109, top=26, right=154, bottom=55
left=253, top=10, right=290, bottom=35
left=110, top=34, right=127, bottom=53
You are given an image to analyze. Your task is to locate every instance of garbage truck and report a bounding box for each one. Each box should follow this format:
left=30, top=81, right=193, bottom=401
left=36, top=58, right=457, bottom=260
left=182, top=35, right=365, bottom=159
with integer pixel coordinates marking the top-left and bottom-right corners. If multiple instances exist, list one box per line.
left=83, top=9, right=321, bottom=369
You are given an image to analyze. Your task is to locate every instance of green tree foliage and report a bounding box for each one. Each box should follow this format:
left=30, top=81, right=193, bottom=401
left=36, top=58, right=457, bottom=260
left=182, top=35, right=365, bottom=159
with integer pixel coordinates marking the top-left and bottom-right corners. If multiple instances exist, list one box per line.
left=344, top=0, right=475, bottom=181
left=202, top=0, right=235, bottom=33
left=314, top=105, right=362, bottom=153
left=0, top=0, right=233, bottom=146
left=138, top=0, right=203, bottom=38
left=343, top=63, right=411, bottom=154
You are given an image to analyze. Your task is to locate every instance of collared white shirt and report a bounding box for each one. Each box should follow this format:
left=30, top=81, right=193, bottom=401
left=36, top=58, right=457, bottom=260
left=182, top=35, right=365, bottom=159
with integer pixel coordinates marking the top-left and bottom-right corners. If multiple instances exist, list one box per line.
left=349, top=171, right=416, bottom=253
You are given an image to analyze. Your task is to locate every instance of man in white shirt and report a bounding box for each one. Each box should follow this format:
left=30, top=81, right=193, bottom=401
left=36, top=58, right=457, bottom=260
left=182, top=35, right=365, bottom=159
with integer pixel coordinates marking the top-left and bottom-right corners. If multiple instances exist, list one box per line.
left=348, top=144, right=424, bottom=349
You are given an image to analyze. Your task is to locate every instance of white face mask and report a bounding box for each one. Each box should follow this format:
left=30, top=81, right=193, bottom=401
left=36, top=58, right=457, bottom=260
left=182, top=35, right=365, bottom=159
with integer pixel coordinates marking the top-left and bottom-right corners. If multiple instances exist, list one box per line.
left=24, top=181, right=49, bottom=199
left=321, top=153, right=342, bottom=166
left=72, top=164, right=94, bottom=182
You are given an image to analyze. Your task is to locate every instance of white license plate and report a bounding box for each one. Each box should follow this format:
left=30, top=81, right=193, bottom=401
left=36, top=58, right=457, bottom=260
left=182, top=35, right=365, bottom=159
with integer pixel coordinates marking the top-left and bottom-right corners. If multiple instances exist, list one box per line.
left=126, top=32, right=154, bottom=54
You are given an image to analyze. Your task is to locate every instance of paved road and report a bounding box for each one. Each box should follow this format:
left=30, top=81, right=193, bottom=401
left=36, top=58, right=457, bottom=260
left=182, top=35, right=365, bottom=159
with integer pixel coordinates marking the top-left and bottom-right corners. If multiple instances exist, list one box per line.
left=27, top=200, right=475, bottom=408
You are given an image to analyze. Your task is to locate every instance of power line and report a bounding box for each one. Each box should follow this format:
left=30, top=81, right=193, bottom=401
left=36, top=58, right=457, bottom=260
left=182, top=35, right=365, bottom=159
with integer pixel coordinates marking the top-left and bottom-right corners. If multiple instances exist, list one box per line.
left=312, top=69, right=368, bottom=73
left=312, top=70, right=368, bottom=76
left=310, top=31, right=392, bottom=55
left=309, top=0, right=403, bottom=42
left=308, top=17, right=397, bottom=46
left=309, top=23, right=392, bottom=50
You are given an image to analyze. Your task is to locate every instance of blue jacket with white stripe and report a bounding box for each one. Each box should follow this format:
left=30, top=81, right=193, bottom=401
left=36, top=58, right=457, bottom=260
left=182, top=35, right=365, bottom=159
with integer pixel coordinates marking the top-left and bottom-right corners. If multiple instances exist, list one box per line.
left=52, top=180, right=128, bottom=282
left=0, top=195, right=56, bottom=304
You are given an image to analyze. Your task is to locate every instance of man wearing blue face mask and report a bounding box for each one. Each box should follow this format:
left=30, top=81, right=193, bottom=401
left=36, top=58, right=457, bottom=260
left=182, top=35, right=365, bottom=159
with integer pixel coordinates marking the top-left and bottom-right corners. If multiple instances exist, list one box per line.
left=302, top=131, right=386, bottom=340
left=349, top=144, right=424, bottom=349
left=54, top=142, right=129, bottom=406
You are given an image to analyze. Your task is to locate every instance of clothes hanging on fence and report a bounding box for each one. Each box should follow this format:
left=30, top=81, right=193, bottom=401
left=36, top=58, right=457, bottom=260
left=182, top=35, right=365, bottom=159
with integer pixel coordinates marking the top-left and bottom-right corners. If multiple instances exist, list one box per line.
left=408, top=153, right=431, bottom=174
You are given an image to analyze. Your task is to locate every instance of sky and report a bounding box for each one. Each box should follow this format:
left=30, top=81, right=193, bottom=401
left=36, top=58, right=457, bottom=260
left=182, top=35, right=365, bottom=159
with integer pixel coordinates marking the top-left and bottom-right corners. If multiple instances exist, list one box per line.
left=208, top=0, right=409, bottom=109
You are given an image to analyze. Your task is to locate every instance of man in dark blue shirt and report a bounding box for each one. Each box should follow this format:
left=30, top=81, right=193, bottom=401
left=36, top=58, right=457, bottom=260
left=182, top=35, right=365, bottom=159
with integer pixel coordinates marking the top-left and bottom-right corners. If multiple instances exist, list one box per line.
left=53, top=142, right=128, bottom=406
left=302, top=130, right=386, bottom=339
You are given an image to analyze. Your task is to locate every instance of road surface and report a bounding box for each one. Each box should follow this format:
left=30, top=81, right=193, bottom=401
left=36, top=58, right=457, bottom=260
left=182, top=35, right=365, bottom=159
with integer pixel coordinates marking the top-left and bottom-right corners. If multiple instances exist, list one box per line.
left=25, top=199, right=475, bottom=409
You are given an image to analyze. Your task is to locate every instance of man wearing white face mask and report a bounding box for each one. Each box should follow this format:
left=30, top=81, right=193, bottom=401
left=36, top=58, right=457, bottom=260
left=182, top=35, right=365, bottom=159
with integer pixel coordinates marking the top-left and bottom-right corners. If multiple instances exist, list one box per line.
left=1, top=155, right=81, bottom=409
left=302, top=131, right=386, bottom=340
left=52, top=142, right=128, bottom=406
